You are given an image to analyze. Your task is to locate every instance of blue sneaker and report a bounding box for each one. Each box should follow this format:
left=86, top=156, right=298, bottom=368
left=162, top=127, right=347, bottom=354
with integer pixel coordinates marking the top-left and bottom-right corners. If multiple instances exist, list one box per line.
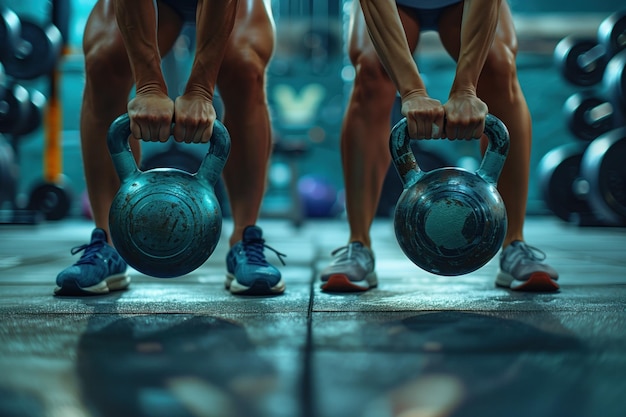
left=55, top=228, right=130, bottom=296
left=496, top=240, right=559, bottom=292
left=225, top=225, right=286, bottom=295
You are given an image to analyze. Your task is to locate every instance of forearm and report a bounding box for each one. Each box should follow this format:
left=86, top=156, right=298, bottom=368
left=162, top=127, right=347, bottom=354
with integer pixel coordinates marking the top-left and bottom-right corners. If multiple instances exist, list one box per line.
left=450, top=0, right=501, bottom=96
left=185, top=0, right=238, bottom=99
left=359, top=0, right=426, bottom=98
left=114, top=0, right=167, bottom=94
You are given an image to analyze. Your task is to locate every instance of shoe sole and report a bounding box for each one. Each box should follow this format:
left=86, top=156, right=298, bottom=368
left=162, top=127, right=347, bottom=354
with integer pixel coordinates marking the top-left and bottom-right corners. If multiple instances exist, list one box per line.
left=54, top=273, right=131, bottom=296
left=225, top=274, right=286, bottom=296
left=496, top=271, right=559, bottom=292
left=321, top=274, right=377, bottom=292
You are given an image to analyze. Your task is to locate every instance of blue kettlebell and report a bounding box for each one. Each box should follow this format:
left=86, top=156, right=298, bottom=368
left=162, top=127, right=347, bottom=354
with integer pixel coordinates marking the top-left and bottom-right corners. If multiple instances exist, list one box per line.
left=390, top=114, right=510, bottom=276
left=107, top=113, right=231, bottom=278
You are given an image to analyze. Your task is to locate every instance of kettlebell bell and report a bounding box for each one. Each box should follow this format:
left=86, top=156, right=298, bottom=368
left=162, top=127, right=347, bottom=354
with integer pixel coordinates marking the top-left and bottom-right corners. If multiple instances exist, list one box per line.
left=390, top=114, right=510, bottom=276
left=107, top=113, right=231, bottom=278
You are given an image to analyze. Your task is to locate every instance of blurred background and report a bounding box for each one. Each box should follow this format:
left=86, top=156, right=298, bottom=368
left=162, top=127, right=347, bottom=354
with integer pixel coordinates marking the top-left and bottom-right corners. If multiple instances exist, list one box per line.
left=1, top=0, right=625, bottom=227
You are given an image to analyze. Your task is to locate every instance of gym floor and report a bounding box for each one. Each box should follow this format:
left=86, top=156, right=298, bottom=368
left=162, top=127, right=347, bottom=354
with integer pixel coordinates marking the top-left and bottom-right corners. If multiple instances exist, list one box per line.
left=1, top=215, right=625, bottom=417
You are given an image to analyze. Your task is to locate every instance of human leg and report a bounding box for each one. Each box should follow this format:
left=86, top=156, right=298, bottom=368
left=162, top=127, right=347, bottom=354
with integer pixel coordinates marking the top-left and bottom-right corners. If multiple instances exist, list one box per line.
left=438, top=2, right=558, bottom=291
left=321, top=3, right=420, bottom=291
left=217, top=0, right=285, bottom=295
left=55, top=0, right=183, bottom=295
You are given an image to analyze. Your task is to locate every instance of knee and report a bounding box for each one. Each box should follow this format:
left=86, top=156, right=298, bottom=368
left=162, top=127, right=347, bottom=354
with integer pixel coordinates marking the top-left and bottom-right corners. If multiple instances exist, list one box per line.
left=480, top=41, right=520, bottom=95
left=351, top=51, right=396, bottom=100
left=83, top=35, right=132, bottom=88
left=220, top=45, right=270, bottom=95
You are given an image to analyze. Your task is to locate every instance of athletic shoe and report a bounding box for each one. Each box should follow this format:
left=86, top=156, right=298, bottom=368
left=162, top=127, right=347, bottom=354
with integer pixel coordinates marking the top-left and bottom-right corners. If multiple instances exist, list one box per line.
left=225, top=225, right=286, bottom=295
left=496, top=240, right=559, bottom=291
left=55, top=228, right=130, bottom=296
left=320, top=242, right=377, bottom=292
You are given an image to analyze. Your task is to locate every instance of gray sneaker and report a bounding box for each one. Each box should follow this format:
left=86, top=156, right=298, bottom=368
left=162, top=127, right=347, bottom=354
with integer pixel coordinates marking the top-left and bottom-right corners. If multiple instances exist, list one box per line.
left=320, top=242, right=377, bottom=292
left=496, top=240, right=559, bottom=292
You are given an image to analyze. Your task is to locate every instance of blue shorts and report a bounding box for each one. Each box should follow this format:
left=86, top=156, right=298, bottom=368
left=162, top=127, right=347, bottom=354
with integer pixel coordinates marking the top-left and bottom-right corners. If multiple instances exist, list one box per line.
left=395, top=0, right=463, bottom=31
left=159, top=0, right=197, bottom=23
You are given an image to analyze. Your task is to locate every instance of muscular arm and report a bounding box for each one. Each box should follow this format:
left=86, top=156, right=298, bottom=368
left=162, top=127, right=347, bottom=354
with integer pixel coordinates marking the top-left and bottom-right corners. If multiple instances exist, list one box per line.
left=358, top=0, right=425, bottom=98
left=450, top=0, right=501, bottom=97
left=359, top=0, right=446, bottom=138
left=114, top=0, right=167, bottom=96
left=186, top=0, right=238, bottom=100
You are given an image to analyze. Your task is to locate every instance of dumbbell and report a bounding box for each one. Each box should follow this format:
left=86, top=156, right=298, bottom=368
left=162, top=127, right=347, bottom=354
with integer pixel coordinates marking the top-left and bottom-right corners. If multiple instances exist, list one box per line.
left=0, top=6, right=21, bottom=62
left=2, top=17, right=62, bottom=80
left=0, top=62, right=6, bottom=100
left=554, top=10, right=626, bottom=87
left=563, top=91, right=615, bottom=142
left=0, top=82, right=46, bottom=136
left=537, top=142, right=600, bottom=226
left=603, top=49, right=626, bottom=126
left=580, top=127, right=626, bottom=226
left=0, top=133, right=17, bottom=205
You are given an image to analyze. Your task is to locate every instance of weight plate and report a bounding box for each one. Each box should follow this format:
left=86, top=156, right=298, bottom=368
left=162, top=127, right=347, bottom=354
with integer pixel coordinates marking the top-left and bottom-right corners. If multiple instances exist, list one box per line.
left=0, top=7, right=21, bottom=61
left=537, top=142, right=595, bottom=223
left=603, top=50, right=626, bottom=125
left=0, top=83, right=30, bottom=134
left=27, top=176, right=74, bottom=221
left=554, top=36, right=607, bottom=87
left=581, top=128, right=626, bottom=226
left=597, top=10, right=626, bottom=56
left=563, top=91, right=614, bottom=142
left=3, top=20, right=62, bottom=80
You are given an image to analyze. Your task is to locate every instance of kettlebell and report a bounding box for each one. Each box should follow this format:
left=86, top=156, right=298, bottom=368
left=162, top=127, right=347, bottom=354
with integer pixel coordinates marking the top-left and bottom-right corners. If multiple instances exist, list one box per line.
left=107, top=113, right=231, bottom=278
left=390, top=114, right=510, bottom=276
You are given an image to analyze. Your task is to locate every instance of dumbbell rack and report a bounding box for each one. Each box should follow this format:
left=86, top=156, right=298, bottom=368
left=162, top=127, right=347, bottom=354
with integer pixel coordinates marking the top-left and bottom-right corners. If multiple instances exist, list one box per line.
left=539, top=10, right=626, bottom=227
left=0, top=3, right=70, bottom=225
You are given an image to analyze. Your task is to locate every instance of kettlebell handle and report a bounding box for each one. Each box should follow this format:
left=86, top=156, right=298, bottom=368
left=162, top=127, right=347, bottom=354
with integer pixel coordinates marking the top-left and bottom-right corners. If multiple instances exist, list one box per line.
left=389, top=114, right=510, bottom=188
left=107, top=113, right=231, bottom=186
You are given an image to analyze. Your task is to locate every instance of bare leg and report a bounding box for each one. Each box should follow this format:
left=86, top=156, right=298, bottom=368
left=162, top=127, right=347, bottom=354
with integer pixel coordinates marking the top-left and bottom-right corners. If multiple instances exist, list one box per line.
left=342, top=2, right=421, bottom=248
left=217, top=0, right=275, bottom=246
left=80, top=0, right=183, bottom=244
left=438, top=1, right=528, bottom=248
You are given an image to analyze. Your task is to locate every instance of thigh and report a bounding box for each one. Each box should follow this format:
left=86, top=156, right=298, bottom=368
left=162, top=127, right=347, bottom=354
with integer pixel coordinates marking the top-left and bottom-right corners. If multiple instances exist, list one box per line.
left=347, top=0, right=422, bottom=63
left=83, top=0, right=184, bottom=59
left=437, top=1, right=518, bottom=62
left=223, top=0, right=276, bottom=66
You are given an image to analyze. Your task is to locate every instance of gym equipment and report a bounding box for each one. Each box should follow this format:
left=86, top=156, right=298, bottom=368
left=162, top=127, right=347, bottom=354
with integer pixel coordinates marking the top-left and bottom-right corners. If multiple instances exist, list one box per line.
left=537, top=142, right=599, bottom=226
left=554, top=11, right=626, bottom=87
left=0, top=133, right=16, bottom=206
left=554, top=36, right=609, bottom=87
left=0, top=62, right=6, bottom=100
left=12, top=88, right=46, bottom=136
left=597, top=10, right=626, bottom=57
left=0, top=6, right=21, bottom=61
left=26, top=68, right=72, bottom=221
left=141, top=141, right=231, bottom=218
left=580, top=128, right=626, bottom=226
left=377, top=147, right=451, bottom=218
left=391, top=114, right=509, bottom=276
left=0, top=82, right=30, bottom=134
left=563, top=91, right=615, bottom=142
left=2, top=19, right=63, bottom=80
left=107, top=114, right=231, bottom=278
left=603, top=50, right=626, bottom=126
left=297, top=174, right=339, bottom=218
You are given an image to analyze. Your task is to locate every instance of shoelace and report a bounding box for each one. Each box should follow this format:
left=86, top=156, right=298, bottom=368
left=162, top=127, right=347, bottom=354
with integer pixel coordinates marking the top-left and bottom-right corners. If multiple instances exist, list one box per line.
left=242, top=238, right=287, bottom=266
left=70, top=242, right=104, bottom=266
left=330, top=244, right=364, bottom=262
left=515, top=242, right=547, bottom=262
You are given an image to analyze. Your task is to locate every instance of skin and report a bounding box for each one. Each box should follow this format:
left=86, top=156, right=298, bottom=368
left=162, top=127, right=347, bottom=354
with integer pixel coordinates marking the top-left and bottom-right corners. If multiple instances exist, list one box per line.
left=342, top=0, right=531, bottom=250
left=81, top=0, right=275, bottom=247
